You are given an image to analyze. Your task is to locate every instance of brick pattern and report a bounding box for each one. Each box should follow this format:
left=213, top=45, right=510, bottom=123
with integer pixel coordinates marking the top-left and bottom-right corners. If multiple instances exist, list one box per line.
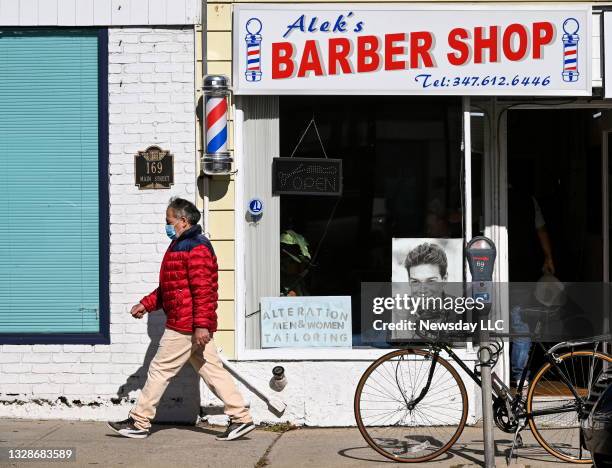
left=0, top=27, right=198, bottom=410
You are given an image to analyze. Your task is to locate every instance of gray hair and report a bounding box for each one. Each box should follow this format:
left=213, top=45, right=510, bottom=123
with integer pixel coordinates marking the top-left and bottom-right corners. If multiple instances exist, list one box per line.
left=167, top=197, right=201, bottom=225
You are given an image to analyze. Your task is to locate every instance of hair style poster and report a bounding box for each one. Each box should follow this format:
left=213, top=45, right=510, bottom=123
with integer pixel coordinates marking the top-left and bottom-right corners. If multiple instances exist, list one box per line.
left=392, top=238, right=464, bottom=283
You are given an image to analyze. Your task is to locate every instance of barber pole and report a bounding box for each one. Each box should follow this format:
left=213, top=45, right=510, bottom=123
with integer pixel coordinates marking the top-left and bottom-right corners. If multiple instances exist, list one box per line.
left=562, top=17, right=580, bottom=82
left=205, top=96, right=228, bottom=154
left=202, top=75, right=233, bottom=175
left=245, top=18, right=263, bottom=82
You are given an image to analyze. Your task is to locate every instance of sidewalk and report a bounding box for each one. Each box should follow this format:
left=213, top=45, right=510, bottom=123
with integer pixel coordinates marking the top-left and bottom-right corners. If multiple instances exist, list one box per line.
left=0, top=419, right=590, bottom=468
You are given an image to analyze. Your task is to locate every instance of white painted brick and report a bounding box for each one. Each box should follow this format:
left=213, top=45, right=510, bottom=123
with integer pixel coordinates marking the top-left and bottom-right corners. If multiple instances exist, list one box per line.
left=109, top=373, right=134, bottom=385
left=111, top=354, right=145, bottom=364
left=109, top=73, right=138, bottom=84
left=171, top=132, right=194, bottom=143
left=140, top=34, right=172, bottom=43
left=109, top=93, right=139, bottom=104
left=80, top=374, right=110, bottom=384
left=91, top=363, right=120, bottom=374
left=123, top=44, right=153, bottom=54
left=155, top=103, right=185, bottom=113
left=31, top=384, right=63, bottom=395
left=20, top=374, right=49, bottom=384
left=141, top=73, right=172, bottom=83
left=123, top=344, right=149, bottom=354
left=52, top=354, right=80, bottom=363
left=0, top=353, right=21, bottom=363
left=63, top=345, right=93, bottom=353
left=171, top=93, right=194, bottom=103
left=93, top=384, right=123, bottom=395
left=109, top=113, right=139, bottom=124
left=155, top=62, right=184, bottom=73
left=124, top=103, right=155, bottom=114
left=1, top=384, right=32, bottom=395
left=110, top=334, right=141, bottom=344
left=155, top=82, right=185, bottom=94
left=171, top=53, right=193, bottom=63
left=63, top=384, right=95, bottom=395
left=22, top=354, right=51, bottom=363
left=122, top=83, right=155, bottom=94
left=49, top=373, right=80, bottom=384
left=140, top=93, right=171, bottom=103
left=3, top=345, right=32, bottom=353
left=140, top=53, right=170, bottom=63
left=109, top=53, right=138, bottom=64
left=171, top=72, right=194, bottom=83
left=4, top=363, right=30, bottom=373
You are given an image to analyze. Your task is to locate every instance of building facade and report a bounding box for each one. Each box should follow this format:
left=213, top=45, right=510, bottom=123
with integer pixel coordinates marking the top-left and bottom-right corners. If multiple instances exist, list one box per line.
left=0, top=0, right=611, bottom=426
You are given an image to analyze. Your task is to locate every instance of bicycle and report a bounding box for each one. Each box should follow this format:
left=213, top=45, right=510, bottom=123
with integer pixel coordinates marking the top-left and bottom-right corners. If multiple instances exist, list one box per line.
left=354, top=310, right=612, bottom=464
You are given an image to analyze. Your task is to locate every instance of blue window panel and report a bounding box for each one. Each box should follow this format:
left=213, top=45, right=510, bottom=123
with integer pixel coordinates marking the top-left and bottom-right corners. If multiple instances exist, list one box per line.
left=0, top=30, right=104, bottom=336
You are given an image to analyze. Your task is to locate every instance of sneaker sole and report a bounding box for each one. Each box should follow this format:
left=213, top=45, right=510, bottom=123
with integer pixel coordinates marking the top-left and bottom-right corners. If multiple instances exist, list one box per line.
left=106, top=422, right=149, bottom=439
left=216, top=424, right=256, bottom=441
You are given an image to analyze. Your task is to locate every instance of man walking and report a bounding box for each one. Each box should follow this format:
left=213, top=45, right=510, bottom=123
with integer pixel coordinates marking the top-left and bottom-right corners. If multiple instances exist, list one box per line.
left=108, top=197, right=254, bottom=440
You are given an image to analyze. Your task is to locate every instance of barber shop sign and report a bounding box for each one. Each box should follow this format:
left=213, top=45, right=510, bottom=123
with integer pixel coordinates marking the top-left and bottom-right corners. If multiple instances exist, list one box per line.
left=233, top=4, right=591, bottom=96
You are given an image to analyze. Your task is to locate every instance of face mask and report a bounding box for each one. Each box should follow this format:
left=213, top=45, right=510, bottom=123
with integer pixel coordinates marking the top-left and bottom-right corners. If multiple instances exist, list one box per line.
left=165, top=223, right=177, bottom=240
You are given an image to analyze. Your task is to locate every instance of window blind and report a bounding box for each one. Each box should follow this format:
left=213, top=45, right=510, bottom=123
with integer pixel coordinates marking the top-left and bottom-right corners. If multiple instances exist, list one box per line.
left=0, top=29, right=101, bottom=334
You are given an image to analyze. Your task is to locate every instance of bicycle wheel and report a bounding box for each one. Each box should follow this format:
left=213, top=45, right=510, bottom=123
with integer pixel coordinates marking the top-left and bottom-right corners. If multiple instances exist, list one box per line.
left=354, top=349, right=468, bottom=463
left=527, top=350, right=612, bottom=463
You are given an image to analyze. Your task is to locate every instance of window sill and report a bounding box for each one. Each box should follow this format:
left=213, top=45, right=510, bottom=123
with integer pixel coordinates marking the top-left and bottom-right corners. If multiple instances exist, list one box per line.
left=233, top=345, right=478, bottom=361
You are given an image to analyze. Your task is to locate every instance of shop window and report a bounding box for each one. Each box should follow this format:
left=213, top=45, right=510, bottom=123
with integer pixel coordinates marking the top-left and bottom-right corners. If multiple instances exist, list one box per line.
left=240, top=96, right=463, bottom=350
left=0, top=29, right=109, bottom=343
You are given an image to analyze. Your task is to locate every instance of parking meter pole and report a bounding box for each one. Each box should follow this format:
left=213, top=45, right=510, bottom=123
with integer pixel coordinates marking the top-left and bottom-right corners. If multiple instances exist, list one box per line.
left=466, top=237, right=497, bottom=468
left=479, top=331, right=496, bottom=468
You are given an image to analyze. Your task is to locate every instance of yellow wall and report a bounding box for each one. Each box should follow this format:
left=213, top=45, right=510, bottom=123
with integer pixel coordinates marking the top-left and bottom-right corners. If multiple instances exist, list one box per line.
left=198, top=9, right=236, bottom=357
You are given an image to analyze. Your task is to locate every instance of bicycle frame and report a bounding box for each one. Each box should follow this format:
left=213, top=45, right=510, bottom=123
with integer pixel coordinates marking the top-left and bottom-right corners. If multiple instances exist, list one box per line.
left=420, top=341, right=585, bottom=425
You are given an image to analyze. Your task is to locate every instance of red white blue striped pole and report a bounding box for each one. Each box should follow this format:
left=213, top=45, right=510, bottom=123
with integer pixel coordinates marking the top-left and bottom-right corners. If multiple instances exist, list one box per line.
left=562, top=18, right=580, bottom=83
left=202, top=75, right=232, bottom=175
left=206, top=96, right=227, bottom=154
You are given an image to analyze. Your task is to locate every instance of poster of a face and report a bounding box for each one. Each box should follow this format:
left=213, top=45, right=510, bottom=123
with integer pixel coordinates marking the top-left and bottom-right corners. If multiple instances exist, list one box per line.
left=390, top=238, right=464, bottom=341
left=392, top=238, right=463, bottom=284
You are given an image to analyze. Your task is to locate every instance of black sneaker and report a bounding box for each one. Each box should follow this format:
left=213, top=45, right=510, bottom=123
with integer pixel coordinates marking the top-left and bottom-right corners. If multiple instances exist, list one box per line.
left=216, top=422, right=256, bottom=441
left=107, top=417, right=149, bottom=439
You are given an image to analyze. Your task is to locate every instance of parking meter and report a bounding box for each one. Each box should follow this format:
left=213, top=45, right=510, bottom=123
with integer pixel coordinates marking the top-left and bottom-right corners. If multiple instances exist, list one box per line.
left=466, top=236, right=497, bottom=468
left=466, top=237, right=496, bottom=313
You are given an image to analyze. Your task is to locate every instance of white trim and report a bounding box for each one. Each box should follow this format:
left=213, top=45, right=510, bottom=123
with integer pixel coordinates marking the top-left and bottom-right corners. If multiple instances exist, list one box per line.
left=0, top=0, right=200, bottom=26
left=235, top=98, right=247, bottom=359
left=233, top=345, right=479, bottom=362
left=463, top=96, right=473, bottom=274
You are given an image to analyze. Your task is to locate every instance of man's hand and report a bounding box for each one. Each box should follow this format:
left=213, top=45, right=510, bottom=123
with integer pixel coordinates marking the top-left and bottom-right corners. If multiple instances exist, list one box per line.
left=193, top=328, right=211, bottom=347
left=542, top=256, right=555, bottom=275
left=130, top=303, right=147, bottom=319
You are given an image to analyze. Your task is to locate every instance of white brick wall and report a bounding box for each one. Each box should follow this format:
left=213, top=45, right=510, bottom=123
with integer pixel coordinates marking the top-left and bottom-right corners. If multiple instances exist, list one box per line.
left=0, top=26, right=200, bottom=422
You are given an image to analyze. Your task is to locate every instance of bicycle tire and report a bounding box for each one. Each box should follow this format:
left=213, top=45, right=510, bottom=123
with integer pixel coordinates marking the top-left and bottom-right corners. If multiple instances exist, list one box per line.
left=527, top=350, right=612, bottom=464
left=354, top=348, right=468, bottom=463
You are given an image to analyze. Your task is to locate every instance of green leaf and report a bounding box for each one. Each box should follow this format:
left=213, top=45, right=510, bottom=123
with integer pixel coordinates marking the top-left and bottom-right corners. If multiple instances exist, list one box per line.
left=280, top=230, right=311, bottom=258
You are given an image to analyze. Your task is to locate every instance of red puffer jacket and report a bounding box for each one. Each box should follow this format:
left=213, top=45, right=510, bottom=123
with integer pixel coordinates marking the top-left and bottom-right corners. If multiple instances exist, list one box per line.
left=140, top=224, right=219, bottom=333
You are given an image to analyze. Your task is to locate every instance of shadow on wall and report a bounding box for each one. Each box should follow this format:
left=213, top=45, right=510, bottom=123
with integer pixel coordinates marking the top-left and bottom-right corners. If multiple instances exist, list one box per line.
left=114, top=310, right=201, bottom=424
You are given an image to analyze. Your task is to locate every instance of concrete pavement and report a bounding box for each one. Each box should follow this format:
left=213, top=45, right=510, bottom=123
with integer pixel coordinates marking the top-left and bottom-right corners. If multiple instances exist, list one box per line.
left=0, top=419, right=591, bottom=467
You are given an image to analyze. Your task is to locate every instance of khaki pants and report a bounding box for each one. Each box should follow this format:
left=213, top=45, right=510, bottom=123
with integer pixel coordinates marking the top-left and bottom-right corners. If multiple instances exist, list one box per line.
left=130, top=328, right=252, bottom=430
